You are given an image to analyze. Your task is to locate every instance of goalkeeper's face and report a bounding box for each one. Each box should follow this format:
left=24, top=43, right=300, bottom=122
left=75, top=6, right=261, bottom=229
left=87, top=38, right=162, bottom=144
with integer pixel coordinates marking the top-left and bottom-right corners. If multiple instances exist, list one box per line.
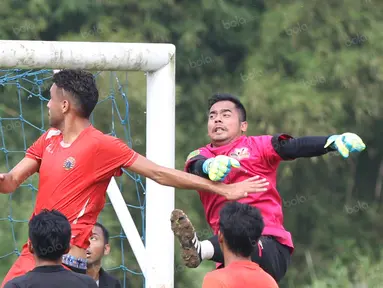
left=208, top=101, right=247, bottom=146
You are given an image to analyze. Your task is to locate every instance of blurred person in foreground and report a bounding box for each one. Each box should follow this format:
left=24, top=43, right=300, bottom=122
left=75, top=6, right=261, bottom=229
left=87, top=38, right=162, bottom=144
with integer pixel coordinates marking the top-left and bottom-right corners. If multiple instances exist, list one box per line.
left=0, top=70, right=269, bottom=287
left=4, top=209, right=97, bottom=288
left=87, top=222, right=122, bottom=287
left=171, top=93, right=366, bottom=283
left=202, top=201, right=278, bottom=288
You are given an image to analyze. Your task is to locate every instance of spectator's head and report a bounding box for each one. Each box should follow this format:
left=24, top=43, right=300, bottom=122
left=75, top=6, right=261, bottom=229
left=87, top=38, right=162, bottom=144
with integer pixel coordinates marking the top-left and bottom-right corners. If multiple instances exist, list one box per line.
left=207, top=93, right=248, bottom=146
left=86, top=222, right=110, bottom=266
left=48, top=69, right=99, bottom=128
left=28, top=209, right=71, bottom=262
left=218, top=202, right=264, bottom=258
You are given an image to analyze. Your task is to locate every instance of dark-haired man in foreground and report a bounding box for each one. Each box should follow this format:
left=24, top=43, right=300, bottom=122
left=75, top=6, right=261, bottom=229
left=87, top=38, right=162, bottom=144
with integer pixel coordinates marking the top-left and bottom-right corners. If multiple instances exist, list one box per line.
left=171, top=93, right=366, bottom=282
left=4, top=209, right=97, bottom=287
left=202, top=202, right=278, bottom=288
left=1, top=71, right=268, bottom=286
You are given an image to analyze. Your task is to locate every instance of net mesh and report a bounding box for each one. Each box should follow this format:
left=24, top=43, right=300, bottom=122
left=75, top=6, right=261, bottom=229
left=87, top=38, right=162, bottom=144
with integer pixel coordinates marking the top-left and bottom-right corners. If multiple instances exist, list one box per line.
left=0, top=69, right=146, bottom=287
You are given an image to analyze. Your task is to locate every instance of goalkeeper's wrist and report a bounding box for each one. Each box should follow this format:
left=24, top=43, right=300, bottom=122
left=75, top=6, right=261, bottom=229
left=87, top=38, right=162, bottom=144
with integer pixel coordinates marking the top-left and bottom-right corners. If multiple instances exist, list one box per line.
left=202, top=158, right=213, bottom=174
left=326, top=135, right=340, bottom=150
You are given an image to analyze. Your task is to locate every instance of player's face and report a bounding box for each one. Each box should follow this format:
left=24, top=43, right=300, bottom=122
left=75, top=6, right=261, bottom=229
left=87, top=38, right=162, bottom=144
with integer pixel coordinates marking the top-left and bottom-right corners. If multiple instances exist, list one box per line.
left=208, top=101, right=247, bottom=146
left=86, top=226, right=110, bottom=265
left=47, top=84, right=66, bottom=128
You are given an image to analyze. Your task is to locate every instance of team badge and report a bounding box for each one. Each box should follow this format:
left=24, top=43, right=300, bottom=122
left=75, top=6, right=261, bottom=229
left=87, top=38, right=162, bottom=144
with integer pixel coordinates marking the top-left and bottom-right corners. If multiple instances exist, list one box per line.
left=186, top=149, right=200, bottom=161
left=63, top=157, right=76, bottom=170
left=230, top=147, right=250, bottom=160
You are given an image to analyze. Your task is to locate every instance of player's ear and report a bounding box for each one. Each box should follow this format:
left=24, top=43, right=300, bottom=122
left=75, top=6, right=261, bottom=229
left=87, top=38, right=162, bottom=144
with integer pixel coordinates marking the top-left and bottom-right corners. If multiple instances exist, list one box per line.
left=104, top=243, right=111, bottom=256
left=27, top=241, right=34, bottom=254
left=240, top=121, right=248, bottom=133
left=61, top=99, right=70, bottom=114
left=218, top=230, right=224, bottom=245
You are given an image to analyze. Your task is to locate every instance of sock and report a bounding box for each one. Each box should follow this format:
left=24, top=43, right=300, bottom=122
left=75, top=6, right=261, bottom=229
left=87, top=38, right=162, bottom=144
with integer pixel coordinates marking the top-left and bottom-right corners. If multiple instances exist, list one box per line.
left=200, top=240, right=215, bottom=260
left=209, top=235, right=225, bottom=263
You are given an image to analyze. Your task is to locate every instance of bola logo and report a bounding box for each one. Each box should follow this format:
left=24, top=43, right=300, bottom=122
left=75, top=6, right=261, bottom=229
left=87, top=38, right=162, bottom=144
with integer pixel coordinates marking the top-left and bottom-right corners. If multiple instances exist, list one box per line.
left=63, top=157, right=76, bottom=170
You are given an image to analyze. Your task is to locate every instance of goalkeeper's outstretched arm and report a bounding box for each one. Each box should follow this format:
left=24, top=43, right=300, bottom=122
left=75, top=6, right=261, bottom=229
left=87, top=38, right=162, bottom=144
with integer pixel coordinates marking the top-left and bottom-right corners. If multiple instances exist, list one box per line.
left=272, top=132, right=366, bottom=160
left=183, top=136, right=334, bottom=178
left=184, top=132, right=366, bottom=183
left=272, top=134, right=335, bottom=160
left=182, top=135, right=338, bottom=180
left=0, top=157, right=39, bottom=193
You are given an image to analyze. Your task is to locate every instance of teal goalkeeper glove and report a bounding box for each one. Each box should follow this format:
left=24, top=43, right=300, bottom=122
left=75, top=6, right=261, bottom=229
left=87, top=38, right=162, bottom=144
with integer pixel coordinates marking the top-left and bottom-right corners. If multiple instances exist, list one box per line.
left=202, top=155, right=240, bottom=182
left=324, top=132, right=366, bottom=158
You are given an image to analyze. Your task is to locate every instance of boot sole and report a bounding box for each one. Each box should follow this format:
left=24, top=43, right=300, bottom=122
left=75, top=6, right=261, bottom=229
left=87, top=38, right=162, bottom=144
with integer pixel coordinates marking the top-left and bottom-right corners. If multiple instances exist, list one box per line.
left=170, top=209, right=201, bottom=268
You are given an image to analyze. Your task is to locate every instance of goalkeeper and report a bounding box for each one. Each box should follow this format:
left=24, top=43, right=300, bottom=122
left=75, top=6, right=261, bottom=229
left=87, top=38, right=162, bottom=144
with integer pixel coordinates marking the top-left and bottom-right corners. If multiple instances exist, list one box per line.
left=171, top=93, right=366, bottom=283
left=0, top=73, right=268, bottom=287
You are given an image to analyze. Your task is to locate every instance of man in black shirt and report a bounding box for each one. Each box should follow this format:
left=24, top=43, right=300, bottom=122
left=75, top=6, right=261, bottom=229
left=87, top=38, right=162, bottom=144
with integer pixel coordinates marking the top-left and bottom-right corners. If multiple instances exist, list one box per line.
left=86, top=223, right=122, bottom=287
left=4, top=209, right=97, bottom=288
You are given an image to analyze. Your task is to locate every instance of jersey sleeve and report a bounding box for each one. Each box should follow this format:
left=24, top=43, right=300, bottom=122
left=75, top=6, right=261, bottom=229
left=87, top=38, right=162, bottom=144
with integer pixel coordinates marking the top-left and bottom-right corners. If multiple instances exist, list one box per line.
left=184, top=148, right=211, bottom=172
left=94, top=135, right=138, bottom=181
left=270, top=133, right=295, bottom=161
left=253, top=134, right=294, bottom=169
left=25, top=129, right=54, bottom=165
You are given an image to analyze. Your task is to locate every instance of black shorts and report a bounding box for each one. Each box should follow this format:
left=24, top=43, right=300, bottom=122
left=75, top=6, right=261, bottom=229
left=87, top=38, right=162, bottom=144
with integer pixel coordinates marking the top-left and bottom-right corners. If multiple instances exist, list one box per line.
left=214, top=235, right=291, bottom=283
left=250, top=235, right=291, bottom=282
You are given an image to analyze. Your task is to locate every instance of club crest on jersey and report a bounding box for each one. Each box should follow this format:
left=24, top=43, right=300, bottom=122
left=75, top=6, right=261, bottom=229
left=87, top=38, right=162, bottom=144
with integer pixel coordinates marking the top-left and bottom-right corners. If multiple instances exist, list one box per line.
left=230, top=147, right=250, bottom=160
left=63, top=157, right=76, bottom=170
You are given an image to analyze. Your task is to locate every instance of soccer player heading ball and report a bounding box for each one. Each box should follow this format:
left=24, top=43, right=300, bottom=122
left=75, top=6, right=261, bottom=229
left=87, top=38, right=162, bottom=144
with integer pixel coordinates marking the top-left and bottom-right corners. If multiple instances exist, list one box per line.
left=171, top=93, right=366, bottom=283
left=0, top=71, right=268, bottom=287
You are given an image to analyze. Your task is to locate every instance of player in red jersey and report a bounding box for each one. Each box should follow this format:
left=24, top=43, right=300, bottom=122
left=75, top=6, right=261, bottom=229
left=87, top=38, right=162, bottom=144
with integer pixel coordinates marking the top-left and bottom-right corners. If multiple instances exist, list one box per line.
left=0, top=72, right=269, bottom=287
left=202, top=202, right=278, bottom=288
left=171, top=93, right=366, bottom=283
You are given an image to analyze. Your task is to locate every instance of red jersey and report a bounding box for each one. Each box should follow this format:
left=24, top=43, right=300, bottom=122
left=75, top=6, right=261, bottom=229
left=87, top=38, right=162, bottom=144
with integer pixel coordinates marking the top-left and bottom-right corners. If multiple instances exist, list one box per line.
left=202, top=260, right=279, bottom=288
left=185, top=135, right=293, bottom=251
left=25, top=125, right=138, bottom=249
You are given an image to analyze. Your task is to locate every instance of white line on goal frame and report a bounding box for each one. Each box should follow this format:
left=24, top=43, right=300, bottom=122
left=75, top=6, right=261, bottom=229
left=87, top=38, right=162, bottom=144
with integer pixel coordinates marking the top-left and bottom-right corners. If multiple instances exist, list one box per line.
left=0, top=40, right=176, bottom=288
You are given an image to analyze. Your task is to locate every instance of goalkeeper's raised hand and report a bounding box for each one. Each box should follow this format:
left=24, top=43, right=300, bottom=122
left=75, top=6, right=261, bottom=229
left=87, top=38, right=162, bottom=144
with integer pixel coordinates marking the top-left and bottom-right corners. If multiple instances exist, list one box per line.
left=324, top=132, right=366, bottom=158
left=202, top=155, right=240, bottom=182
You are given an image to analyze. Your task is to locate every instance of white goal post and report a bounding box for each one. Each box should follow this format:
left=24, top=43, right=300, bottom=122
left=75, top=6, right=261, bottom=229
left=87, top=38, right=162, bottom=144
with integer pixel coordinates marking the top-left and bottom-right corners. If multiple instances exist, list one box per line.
left=0, top=40, right=176, bottom=288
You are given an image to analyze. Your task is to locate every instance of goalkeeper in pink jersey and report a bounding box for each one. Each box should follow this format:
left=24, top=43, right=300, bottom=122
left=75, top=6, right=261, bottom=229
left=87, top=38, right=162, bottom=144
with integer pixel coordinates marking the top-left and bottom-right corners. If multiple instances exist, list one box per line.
left=171, top=93, right=366, bottom=283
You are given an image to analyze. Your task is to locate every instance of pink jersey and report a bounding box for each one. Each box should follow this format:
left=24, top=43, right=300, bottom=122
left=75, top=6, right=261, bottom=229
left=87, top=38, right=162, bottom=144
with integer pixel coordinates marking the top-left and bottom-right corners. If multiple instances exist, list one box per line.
left=185, top=135, right=294, bottom=251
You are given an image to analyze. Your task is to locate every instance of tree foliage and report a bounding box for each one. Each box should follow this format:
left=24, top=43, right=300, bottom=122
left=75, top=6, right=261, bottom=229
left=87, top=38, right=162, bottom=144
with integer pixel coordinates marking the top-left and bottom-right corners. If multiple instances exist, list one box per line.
left=0, top=0, right=382, bottom=287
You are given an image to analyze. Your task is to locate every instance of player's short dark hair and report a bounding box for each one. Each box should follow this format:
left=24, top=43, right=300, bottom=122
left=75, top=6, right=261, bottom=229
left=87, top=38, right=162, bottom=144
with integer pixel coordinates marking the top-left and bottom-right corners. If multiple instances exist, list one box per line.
left=219, top=202, right=264, bottom=258
left=208, top=93, right=247, bottom=122
left=95, top=222, right=109, bottom=244
left=53, top=69, right=99, bottom=118
left=29, top=209, right=71, bottom=261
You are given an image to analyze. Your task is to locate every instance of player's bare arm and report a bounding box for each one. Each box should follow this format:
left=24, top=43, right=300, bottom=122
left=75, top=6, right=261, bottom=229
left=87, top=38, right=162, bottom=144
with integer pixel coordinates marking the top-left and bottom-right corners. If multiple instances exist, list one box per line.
left=0, top=157, right=39, bottom=193
left=125, top=154, right=268, bottom=200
